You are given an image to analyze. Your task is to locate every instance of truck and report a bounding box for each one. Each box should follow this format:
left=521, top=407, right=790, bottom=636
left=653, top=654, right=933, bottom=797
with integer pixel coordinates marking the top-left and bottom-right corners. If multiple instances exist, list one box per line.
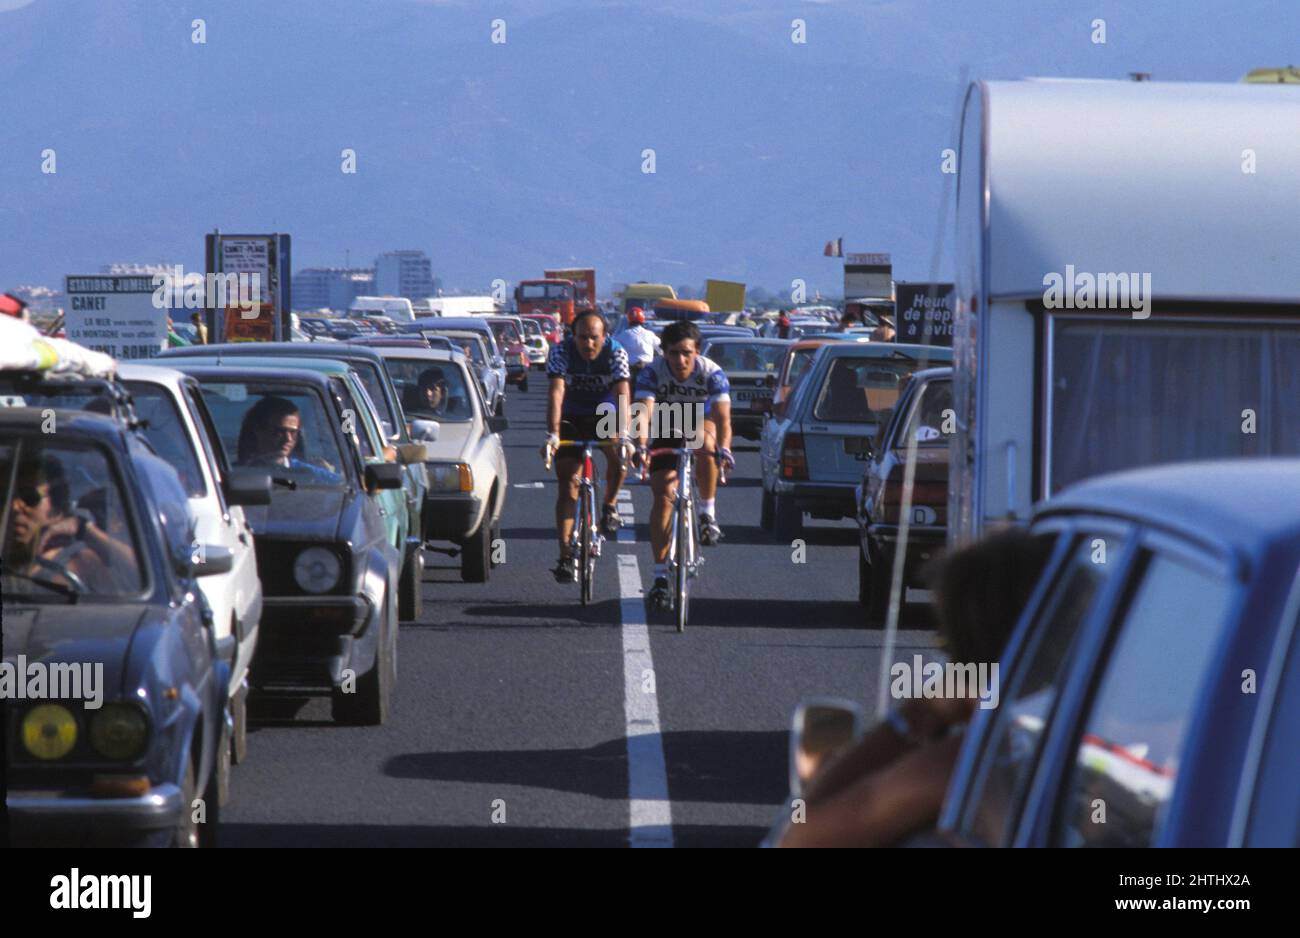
left=619, top=282, right=676, bottom=316
left=544, top=268, right=597, bottom=317
left=515, top=279, right=576, bottom=325
left=949, top=78, right=1300, bottom=548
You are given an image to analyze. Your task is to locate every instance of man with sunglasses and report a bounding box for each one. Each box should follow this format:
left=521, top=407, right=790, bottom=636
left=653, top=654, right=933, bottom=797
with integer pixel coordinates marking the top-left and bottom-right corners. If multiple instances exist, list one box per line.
left=238, top=395, right=342, bottom=484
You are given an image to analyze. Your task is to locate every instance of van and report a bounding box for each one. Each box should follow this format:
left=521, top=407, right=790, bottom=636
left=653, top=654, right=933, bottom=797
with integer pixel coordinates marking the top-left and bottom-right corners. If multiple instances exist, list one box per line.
left=350, top=296, right=416, bottom=324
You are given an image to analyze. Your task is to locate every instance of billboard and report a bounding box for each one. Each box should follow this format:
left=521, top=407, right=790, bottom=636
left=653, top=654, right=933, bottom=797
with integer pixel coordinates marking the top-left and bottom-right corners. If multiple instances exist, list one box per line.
left=63, top=275, right=167, bottom=359
left=205, top=233, right=292, bottom=342
left=704, top=279, right=746, bottom=312
left=844, top=252, right=892, bottom=300
left=895, top=282, right=955, bottom=347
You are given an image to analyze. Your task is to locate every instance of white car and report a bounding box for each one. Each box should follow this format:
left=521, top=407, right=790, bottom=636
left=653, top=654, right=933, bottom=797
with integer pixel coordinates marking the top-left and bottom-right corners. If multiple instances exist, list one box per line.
left=375, top=348, right=509, bottom=582
left=117, top=363, right=268, bottom=783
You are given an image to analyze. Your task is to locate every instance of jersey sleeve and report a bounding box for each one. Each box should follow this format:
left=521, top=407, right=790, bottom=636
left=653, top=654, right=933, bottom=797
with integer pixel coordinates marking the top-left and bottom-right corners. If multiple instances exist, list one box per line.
left=633, top=360, right=658, bottom=399
left=609, top=341, right=631, bottom=381
left=546, top=340, right=569, bottom=379
left=704, top=358, right=731, bottom=405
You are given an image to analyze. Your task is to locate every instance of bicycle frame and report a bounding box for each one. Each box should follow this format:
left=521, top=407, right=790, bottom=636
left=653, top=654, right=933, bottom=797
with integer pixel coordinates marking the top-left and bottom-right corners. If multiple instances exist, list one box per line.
left=648, top=446, right=705, bottom=632
left=547, top=439, right=604, bottom=604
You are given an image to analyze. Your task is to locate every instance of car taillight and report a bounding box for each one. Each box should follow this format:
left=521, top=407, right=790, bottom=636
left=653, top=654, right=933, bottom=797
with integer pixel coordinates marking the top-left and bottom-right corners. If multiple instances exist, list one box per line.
left=781, top=432, right=807, bottom=480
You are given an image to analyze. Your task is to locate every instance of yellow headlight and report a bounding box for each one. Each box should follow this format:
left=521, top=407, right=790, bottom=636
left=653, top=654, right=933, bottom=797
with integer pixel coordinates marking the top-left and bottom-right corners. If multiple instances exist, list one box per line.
left=22, top=704, right=78, bottom=760
left=90, top=704, right=148, bottom=761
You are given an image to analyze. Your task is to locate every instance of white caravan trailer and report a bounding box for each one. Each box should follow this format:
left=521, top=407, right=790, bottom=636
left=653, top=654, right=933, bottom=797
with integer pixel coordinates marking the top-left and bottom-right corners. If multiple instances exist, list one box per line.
left=412, top=296, right=498, bottom=318
left=950, top=79, right=1300, bottom=547
left=350, top=295, right=416, bottom=323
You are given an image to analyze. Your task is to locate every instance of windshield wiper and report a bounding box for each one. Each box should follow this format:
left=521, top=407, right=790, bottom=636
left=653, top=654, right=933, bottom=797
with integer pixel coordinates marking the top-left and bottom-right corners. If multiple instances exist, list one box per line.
left=271, top=476, right=299, bottom=491
left=2, top=569, right=80, bottom=602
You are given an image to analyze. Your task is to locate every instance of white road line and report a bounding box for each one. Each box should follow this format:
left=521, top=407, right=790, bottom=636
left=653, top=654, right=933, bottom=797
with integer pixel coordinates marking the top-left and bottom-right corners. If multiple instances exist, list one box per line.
left=616, top=496, right=673, bottom=847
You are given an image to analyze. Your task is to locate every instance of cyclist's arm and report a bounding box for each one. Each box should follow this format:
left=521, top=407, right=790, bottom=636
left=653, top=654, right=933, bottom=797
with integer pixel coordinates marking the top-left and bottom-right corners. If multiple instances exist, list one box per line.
left=711, top=398, right=733, bottom=453
left=546, top=375, right=565, bottom=438
left=612, top=379, right=630, bottom=442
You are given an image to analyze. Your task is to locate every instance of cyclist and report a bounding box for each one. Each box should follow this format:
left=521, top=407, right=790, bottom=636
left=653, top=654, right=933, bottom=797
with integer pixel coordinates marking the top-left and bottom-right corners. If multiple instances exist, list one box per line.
left=632, top=319, right=734, bottom=612
left=612, top=306, right=659, bottom=389
left=544, top=310, right=633, bottom=583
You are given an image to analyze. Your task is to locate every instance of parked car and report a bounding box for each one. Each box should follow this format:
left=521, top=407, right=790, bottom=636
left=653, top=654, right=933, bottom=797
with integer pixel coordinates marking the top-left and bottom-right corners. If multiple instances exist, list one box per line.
left=937, top=458, right=1300, bottom=847
left=117, top=363, right=270, bottom=768
left=169, top=363, right=404, bottom=725
left=698, top=337, right=791, bottom=439
left=854, top=367, right=952, bottom=622
left=376, top=347, right=509, bottom=582
left=160, top=342, right=430, bottom=562
left=3, top=408, right=228, bottom=846
left=759, top=342, right=952, bottom=539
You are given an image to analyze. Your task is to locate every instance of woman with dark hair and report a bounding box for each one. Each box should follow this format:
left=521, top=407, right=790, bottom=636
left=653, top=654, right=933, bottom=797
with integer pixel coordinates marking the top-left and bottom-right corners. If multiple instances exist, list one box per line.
left=778, top=527, right=1054, bottom=847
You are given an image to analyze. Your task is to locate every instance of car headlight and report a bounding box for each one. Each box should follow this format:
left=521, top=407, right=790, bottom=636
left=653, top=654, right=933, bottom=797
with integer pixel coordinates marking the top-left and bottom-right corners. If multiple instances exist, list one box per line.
left=428, top=463, right=473, bottom=493
left=294, top=546, right=342, bottom=594
left=89, top=703, right=149, bottom=761
left=22, top=704, right=78, bottom=760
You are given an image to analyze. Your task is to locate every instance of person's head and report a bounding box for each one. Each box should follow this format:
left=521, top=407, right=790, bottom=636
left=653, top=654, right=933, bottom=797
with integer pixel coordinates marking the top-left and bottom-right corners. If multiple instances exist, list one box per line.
left=927, top=527, right=1054, bottom=668
left=7, top=455, right=69, bottom=551
left=571, top=311, right=607, bottom=362
left=417, top=367, right=447, bottom=410
left=190, top=311, right=203, bottom=326
left=628, top=307, right=646, bottom=326
left=240, top=395, right=302, bottom=463
left=661, top=320, right=702, bottom=379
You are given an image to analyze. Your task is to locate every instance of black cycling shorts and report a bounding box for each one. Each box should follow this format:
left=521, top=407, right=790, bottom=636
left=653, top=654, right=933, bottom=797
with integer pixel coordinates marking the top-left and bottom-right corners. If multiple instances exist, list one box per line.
left=557, top=416, right=616, bottom=462
left=648, top=437, right=714, bottom=475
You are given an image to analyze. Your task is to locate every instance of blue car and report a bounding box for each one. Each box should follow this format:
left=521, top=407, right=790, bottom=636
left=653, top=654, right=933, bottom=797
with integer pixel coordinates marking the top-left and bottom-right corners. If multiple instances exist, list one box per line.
left=939, top=459, right=1300, bottom=847
left=3, top=408, right=229, bottom=847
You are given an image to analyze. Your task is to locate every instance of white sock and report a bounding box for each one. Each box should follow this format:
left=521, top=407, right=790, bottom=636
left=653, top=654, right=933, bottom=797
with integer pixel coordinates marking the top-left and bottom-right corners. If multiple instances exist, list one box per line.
left=699, top=498, right=716, bottom=518
left=654, top=563, right=667, bottom=581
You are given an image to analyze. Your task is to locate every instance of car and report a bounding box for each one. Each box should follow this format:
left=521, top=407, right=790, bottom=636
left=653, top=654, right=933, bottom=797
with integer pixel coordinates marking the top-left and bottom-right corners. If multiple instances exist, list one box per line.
left=160, top=342, right=430, bottom=566
left=423, top=330, right=505, bottom=416
left=759, top=342, right=952, bottom=539
left=854, top=367, right=952, bottom=622
left=117, top=363, right=270, bottom=769
left=375, top=347, right=509, bottom=582
left=518, top=316, right=549, bottom=368
left=484, top=316, right=532, bottom=391
left=698, top=337, right=791, bottom=439
left=168, top=363, right=405, bottom=725
left=404, top=317, right=508, bottom=409
left=3, top=408, right=229, bottom=847
left=519, top=312, right=562, bottom=345
left=769, top=335, right=869, bottom=418
left=695, top=324, right=759, bottom=344
left=937, top=459, right=1300, bottom=847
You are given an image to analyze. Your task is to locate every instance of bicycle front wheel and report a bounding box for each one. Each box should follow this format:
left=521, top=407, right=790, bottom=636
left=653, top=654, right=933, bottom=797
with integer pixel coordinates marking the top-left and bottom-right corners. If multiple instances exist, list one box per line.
left=675, top=499, right=691, bottom=632
left=579, top=486, right=594, bottom=605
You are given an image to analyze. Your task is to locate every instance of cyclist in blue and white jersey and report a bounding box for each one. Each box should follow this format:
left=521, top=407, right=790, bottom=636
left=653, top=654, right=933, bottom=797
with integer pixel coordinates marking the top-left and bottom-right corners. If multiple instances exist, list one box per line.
left=544, top=310, right=632, bottom=583
left=632, top=319, right=734, bottom=612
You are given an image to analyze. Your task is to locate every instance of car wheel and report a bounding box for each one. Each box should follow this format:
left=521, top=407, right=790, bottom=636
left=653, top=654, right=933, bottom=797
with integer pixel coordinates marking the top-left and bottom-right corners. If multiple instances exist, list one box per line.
left=216, top=714, right=232, bottom=808
left=772, top=492, right=802, bottom=541
left=520, top=377, right=529, bottom=393
left=461, top=521, right=491, bottom=583
left=398, top=546, right=423, bottom=622
left=174, top=759, right=200, bottom=848
left=866, top=543, right=891, bottom=627
left=495, top=397, right=505, bottom=417
left=488, top=517, right=503, bottom=569
left=331, top=603, right=392, bottom=726
left=759, top=486, right=774, bottom=532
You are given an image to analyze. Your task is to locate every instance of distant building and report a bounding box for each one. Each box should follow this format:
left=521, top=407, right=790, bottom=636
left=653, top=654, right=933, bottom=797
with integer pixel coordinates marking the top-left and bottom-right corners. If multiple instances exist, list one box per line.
left=293, top=267, right=375, bottom=311
left=374, top=250, right=434, bottom=299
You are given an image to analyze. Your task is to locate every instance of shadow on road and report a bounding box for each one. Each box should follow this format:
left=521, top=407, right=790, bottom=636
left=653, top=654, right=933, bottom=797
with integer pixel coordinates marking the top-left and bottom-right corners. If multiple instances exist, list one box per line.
left=217, top=821, right=766, bottom=848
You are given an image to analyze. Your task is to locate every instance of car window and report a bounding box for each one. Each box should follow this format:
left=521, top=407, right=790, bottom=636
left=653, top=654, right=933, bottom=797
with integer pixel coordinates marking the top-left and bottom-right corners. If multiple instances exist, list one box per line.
left=900, top=380, right=953, bottom=448
left=963, top=532, right=1125, bottom=845
left=812, top=358, right=915, bottom=423
left=787, top=347, right=817, bottom=386
left=332, top=378, right=378, bottom=460
left=1, top=439, right=147, bottom=598
left=706, top=343, right=785, bottom=373
left=1053, top=550, right=1233, bottom=847
left=195, top=381, right=348, bottom=488
left=351, top=361, right=398, bottom=440
left=386, top=358, right=475, bottom=422
left=123, top=382, right=207, bottom=497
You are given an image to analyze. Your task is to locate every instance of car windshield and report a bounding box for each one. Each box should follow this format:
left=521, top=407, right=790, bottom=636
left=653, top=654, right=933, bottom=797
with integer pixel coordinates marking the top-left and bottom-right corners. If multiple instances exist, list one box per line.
left=520, top=319, right=542, bottom=338
left=786, top=347, right=818, bottom=385
left=0, top=378, right=123, bottom=419
left=123, top=382, right=208, bottom=497
left=706, top=343, right=785, bottom=373
left=521, top=283, right=571, bottom=300
left=194, top=381, right=348, bottom=488
left=900, top=380, right=953, bottom=448
left=812, top=357, right=920, bottom=423
left=349, top=361, right=399, bottom=439
left=1, top=439, right=146, bottom=599
left=430, top=333, right=486, bottom=364
left=490, top=321, right=522, bottom=345
left=386, top=359, right=475, bottom=422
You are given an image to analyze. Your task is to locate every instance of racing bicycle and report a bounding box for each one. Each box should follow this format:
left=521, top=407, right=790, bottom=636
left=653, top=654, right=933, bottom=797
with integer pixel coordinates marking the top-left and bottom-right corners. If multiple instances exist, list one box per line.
left=644, top=445, right=727, bottom=632
left=545, top=438, right=605, bottom=605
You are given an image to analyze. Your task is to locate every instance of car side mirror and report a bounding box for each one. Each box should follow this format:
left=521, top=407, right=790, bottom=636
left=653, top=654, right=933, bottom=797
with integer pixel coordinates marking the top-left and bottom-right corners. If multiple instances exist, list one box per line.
left=183, top=544, right=234, bottom=578
left=224, top=468, right=272, bottom=507
left=396, top=443, right=428, bottom=465
left=410, top=418, right=440, bottom=443
left=488, top=415, right=509, bottom=434
left=364, top=462, right=404, bottom=491
left=789, top=698, right=865, bottom=797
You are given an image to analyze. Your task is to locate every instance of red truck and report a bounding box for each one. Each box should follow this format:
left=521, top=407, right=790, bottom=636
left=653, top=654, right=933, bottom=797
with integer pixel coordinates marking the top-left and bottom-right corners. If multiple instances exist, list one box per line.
left=544, top=268, right=597, bottom=318
left=515, top=279, right=575, bottom=325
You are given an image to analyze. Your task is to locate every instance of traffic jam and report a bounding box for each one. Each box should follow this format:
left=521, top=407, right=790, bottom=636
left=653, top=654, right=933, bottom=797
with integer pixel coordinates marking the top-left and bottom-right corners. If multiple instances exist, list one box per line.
left=2, top=11, right=1298, bottom=890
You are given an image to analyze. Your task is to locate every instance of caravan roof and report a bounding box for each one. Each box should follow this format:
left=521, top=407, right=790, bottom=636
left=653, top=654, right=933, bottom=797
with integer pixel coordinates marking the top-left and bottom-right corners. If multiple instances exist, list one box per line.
left=970, top=80, right=1300, bottom=302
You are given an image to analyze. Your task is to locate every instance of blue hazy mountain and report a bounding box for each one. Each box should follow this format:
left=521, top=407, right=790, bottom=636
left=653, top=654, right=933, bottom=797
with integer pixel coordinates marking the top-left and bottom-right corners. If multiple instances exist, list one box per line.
left=1, top=0, right=1291, bottom=295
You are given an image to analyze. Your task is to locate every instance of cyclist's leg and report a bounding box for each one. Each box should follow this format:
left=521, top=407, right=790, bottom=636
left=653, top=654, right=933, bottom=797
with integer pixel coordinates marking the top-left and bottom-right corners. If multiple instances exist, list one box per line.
left=695, top=418, right=720, bottom=500
left=648, top=464, right=677, bottom=565
left=599, top=444, right=625, bottom=511
left=554, top=454, right=581, bottom=554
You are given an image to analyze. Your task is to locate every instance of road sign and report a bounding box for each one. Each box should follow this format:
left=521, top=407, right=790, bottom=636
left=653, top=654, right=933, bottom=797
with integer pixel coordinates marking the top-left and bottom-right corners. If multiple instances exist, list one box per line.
left=63, top=274, right=167, bottom=359
left=895, top=282, right=955, bottom=347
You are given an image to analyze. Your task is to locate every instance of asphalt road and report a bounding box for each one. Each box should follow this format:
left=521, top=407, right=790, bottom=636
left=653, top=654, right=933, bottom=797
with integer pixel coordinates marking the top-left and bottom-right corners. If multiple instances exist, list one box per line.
left=222, top=377, right=938, bottom=847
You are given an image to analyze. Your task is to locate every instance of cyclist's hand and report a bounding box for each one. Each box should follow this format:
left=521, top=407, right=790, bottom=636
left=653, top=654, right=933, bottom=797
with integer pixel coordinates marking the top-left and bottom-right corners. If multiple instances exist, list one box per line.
left=716, top=446, right=736, bottom=471
left=618, top=437, right=637, bottom=466
left=542, top=433, right=560, bottom=461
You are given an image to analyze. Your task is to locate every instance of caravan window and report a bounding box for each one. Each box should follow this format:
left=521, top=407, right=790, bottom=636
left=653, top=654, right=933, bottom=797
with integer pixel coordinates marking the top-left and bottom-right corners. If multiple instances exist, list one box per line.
left=1048, top=319, right=1300, bottom=493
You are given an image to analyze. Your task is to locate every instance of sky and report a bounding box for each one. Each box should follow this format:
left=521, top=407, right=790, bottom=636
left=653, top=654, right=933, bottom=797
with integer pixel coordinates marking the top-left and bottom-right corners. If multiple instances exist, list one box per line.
left=1, top=0, right=1296, bottom=297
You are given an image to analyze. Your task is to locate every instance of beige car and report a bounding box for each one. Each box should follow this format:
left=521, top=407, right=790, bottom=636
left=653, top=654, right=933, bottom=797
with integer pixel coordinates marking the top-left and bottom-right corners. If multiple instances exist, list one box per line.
left=376, top=348, right=509, bottom=582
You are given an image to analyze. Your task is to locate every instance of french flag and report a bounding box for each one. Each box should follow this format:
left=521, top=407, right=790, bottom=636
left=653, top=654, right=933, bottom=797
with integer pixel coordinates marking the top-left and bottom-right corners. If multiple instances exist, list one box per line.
left=823, top=238, right=843, bottom=257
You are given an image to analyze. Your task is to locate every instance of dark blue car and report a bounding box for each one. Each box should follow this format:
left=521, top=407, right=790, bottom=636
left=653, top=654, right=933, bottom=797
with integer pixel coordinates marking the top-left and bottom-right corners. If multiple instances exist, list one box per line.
left=3, top=408, right=228, bottom=847
left=939, top=459, right=1300, bottom=847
